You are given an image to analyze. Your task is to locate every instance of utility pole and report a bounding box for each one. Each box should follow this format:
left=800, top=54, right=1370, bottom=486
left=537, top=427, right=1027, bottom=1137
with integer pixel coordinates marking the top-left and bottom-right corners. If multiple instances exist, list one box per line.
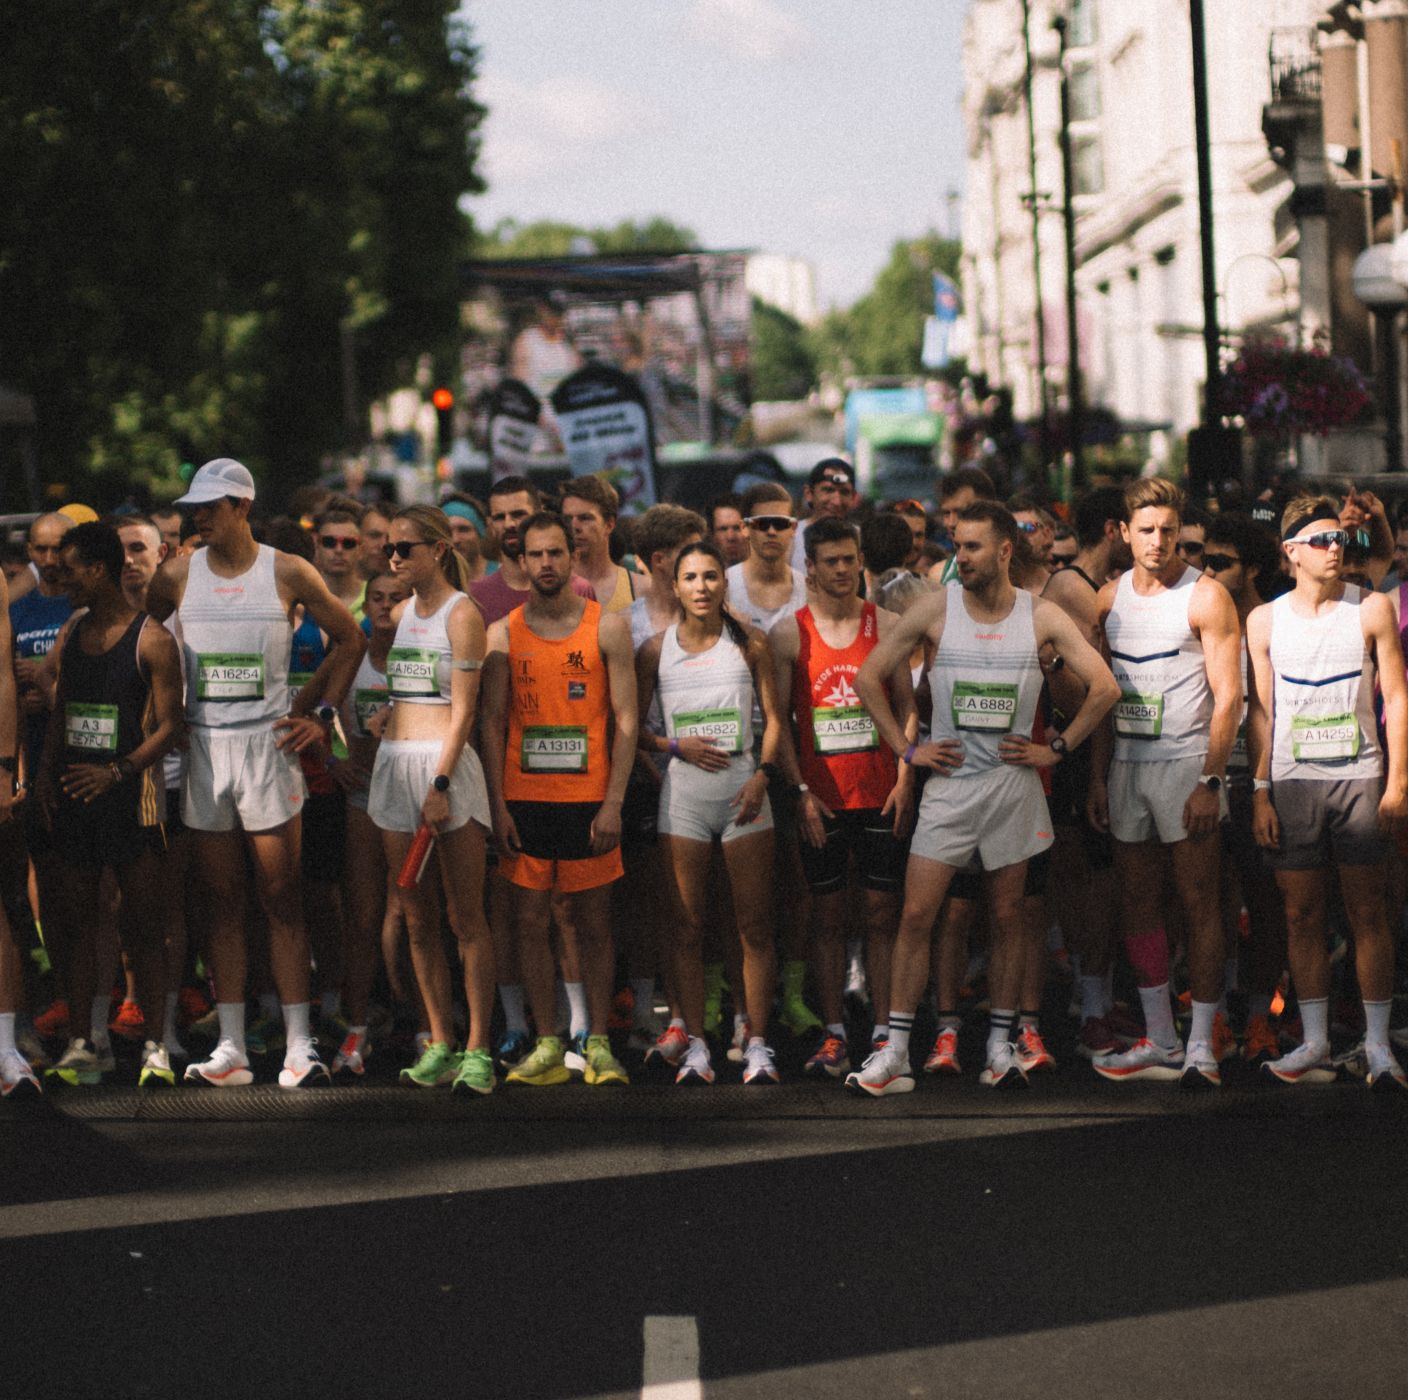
left=1020, top=0, right=1053, bottom=473
left=1053, top=13, right=1085, bottom=489
left=1190, top=0, right=1222, bottom=420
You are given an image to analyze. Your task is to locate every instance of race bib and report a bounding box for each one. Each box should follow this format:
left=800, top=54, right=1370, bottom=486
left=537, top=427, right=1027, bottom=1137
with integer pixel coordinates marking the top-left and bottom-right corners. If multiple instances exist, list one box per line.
left=812, top=705, right=878, bottom=753
left=1113, top=690, right=1164, bottom=739
left=387, top=647, right=441, bottom=698
left=1291, top=712, right=1360, bottom=762
left=196, top=653, right=264, bottom=701
left=951, top=680, right=1017, bottom=732
left=673, top=707, right=743, bottom=755
left=1229, top=720, right=1249, bottom=771
left=65, top=702, right=118, bottom=753
left=353, top=687, right=389, bottom=735
left=521, top=725, right=588, bottom=773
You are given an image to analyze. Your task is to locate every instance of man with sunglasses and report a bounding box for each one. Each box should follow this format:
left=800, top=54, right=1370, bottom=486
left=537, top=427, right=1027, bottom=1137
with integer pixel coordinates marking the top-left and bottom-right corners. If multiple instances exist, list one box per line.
left=1008, top=495, right=1055, bottom=569
left=1176, top=508, right=1209, bottom=570
left=146, top=459, right=365, bottom=1089
left=1246, top=496, right=1408, bottom=1089
left=790, top=459, right=858, bottom=572
left=313, top=504, right=367, bottom=621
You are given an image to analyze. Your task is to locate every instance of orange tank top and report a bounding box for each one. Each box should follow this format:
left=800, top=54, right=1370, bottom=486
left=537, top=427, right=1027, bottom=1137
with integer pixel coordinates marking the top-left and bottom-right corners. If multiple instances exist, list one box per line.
left=505, top=598, right=611, bottom=802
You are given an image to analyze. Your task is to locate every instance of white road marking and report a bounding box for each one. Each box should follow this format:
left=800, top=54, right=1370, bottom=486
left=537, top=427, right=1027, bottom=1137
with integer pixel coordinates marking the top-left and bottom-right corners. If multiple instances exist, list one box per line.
left=642, top=1314, right=701, bottom=1400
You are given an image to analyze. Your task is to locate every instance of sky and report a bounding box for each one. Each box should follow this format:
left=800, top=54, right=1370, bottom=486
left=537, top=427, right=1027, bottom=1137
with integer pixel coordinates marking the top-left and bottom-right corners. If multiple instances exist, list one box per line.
left=461, top=0, right=968, bottom=311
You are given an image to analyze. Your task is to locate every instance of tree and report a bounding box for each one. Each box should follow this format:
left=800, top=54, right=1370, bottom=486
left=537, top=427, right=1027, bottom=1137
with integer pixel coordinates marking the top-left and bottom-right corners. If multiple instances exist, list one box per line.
left=477, top=217, right=698, bottom=259
left=750, top=298, right=816, bottom=401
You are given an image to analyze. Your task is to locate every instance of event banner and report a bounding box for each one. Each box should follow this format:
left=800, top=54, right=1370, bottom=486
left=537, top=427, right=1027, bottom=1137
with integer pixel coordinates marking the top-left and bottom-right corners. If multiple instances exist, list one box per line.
left=550, top=362, right=659, bottom=511
left=487, top=378, right=542, bottom=480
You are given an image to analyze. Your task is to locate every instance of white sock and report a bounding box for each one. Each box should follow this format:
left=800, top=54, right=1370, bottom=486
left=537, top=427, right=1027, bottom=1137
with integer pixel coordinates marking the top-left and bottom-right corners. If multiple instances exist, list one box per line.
left=1137, top=983, right=1178, bottom=1050
left=733, top=1012, right=749, bottom=1036
left=258, top=991, right=281, bottom=1022
left=1300, top=996, right=1329, bottom=1051
left=826, top=1021, right=845, bottom=1038
left=888, top=1011, right=914, bottom=1057
left=283, top=1002, right=311, bottom=1046
left=631, top=978, right=656, bottom=1022
left=987, top=1008, right=1015, bottom=1059
left=668, top=1015, right=686, bottom=1031
left=1079, top=974, right=1107, bottom=1023
left=320, top=990, right=341, bottom=1022
left=499, top=983, right=529, bottom=1033
left=91, top=994, right=112, bottom=1049
left=1364, top=998, right=1392, bottom=1050
left=0, top=1012, right=15, bottom=1056
left=564, top=981, right=588, bottom=1038
left=1189, top=999, right=1217, bottom=1047
left=163, top=992, right=179, bottom=1044
left=217, top=1001, right=247, bottom=1055
left=872, top=1022, right=890, bottom=1044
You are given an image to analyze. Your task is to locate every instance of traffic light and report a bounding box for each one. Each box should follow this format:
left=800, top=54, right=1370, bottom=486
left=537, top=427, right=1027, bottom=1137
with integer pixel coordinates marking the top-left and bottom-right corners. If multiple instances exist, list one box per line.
left=432, top=387, right=454, bottom=457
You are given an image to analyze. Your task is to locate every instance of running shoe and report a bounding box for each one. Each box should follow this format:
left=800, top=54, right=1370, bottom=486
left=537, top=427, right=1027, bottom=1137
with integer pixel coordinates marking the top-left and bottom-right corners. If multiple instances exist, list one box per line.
left=32, top=998, right=70, bottom=1040
left=184, top=1038, right=254, bottom=1088
left=778, top=995, right=823, bottom=1038
left=1389, top=1024, right=1408, bottom=1051
left=1262, top=1041, right=1335, bottom=1085
left=1211, top=1011, right=1237, bottom=1063
left=1180, top=1039, right=1221, bottom=1090
left=245, top=1015, right=284, bottom=1058
left=564, top=1029, right=590, bottom=1079
left=138, top=1042, right=175, bottom=1088
left=1076, top=1016, right=1119, bottom=1060
left=844, top=1043, right=915, bottom=1097
left=1103, top=1004, right=1144, bottom=1044
left=726, top=1017, right=751, bottom=1064
left=505, top=1035, right=570, bottom=1087
left=399, top=1040, right=460, bottom=1088
left=1241, top=1014, right=1279, bottom=1064
left=16, top=1028, right=49, bottom=1071
left=108, top=999, right=146, bottom=1041
left=178, top=985, right=212, bottom=1026
left=675, top=1036, right=715, bottom=1086
left=741, top=1039, right=780, bottom=1085
left=1015, top=1024, right=1056, bottom=1074
left=451, top=1047, right=496, bottom=1096
left=923, top=1027, right=962, bottom=1075
left=1092, top=1038, right=1184, bottom=1082
left=1366, top=1043, right=1408, bottom=1092
left=803, top=1034, right=851, bottom=1079
left=279, top=1036, right=331, bottom=1089
left=494, top=1027, right=532, bottom=1070
left=47, top=1038, right=105, bottom=1087
left=644, top=1024, right=689, bottom=1070
left=0, top=1050, right=40, bottom=1097
left=979, top=1041, right=1028, bottom=1089
left=583, top=1034, right=629, bottom=1087
left=332, top=1031, right=370, bottom=1077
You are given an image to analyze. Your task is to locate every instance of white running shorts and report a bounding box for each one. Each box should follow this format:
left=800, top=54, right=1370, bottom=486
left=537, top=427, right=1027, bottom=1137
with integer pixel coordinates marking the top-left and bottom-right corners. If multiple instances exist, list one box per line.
left=908, top=765, right=1052, bottom=872
left=1108, top=754, right=1225, bottom=845
left=367, top=739, right=491, bottom=835
left=182, top=726, right=306, bottom=834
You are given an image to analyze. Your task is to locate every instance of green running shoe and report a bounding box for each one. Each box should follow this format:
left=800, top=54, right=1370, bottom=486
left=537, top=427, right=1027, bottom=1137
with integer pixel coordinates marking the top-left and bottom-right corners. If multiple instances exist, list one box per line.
left=505, top=1035, right=570, bottom=1087
left=451, top=1047, right=495, bottom=1096
left=399, top=1041, right=461, bottom=1088
left=138, top=1042, right=176, bottom=1088
left=583, top=1034, right=629, bottom=1087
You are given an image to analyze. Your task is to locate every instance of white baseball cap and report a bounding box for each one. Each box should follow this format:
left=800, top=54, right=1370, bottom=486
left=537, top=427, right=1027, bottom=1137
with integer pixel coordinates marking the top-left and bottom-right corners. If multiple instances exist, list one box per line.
left=174, top=457, right=256, bottom=506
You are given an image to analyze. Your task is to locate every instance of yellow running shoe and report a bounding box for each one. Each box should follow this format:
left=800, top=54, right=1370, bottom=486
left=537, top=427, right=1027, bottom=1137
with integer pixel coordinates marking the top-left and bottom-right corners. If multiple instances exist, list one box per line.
left=583, top=1034, right=629, bottom=1087
left=505, top=1035, right=570, bottom=1087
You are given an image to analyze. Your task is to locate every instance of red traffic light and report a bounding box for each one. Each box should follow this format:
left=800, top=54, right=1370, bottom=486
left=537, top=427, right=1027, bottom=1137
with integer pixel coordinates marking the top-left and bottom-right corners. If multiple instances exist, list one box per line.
left=431, top=387, right=454, bottom=412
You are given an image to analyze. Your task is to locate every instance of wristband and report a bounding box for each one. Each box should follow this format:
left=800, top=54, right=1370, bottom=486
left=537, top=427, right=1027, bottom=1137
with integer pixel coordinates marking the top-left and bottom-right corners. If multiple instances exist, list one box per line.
left=669, top=738, right=681, bottom=758
left=1253, top=778, right=1271, bottom=792
left=902, top=743, right=917, bottom=765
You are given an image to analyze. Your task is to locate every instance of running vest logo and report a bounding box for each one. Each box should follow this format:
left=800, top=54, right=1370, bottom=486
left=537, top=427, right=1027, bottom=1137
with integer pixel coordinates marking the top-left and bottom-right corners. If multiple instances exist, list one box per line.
left=974, top=632, right=1005, bottom=642
left=212, top=586, right=245, bottom=596
left=564, top=649, right=587, bottom=673
left=568, top=681, right=586, bottom=700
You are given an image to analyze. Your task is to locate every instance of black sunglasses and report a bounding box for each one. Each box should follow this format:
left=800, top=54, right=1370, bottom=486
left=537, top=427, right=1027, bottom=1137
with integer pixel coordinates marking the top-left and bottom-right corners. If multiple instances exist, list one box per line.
left=1177, top=540, right=1204, bottom=556
left=1202, top=553, right=1240, bottom=572
left=320, top=535, right=360, bottom=551
left=383, top=540, right=436, bottom=560
left=746, top=516, right=795, bottom=532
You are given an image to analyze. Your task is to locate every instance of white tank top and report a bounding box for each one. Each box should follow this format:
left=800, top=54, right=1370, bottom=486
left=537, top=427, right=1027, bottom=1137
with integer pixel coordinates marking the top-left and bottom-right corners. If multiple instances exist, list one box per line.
left=1268, top=586, right=1381, bottom=782
left=725, top=562, right=807, bottom=635
left=341, top=648, right=390, bottom=740
left=928, top=584, right=1042, bottom=779
left=386, top=591, right=461, bottom=704
left=179, top=545, right=291, bottom=730
left=658, top=624, right=757, bottom=798
left=1105, top=567, right=1212, bottom=763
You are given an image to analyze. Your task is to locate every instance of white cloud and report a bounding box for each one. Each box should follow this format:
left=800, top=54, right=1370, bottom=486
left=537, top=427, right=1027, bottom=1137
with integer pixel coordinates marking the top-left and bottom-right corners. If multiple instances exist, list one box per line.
left=685, top=0, right=810, bottom=62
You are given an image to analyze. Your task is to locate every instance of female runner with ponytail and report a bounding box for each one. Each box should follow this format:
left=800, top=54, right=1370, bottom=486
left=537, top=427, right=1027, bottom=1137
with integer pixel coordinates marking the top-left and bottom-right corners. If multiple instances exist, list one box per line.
left=367, top=505, right=497, bottom=1093
left=635, top=540, right=785, bottom=1087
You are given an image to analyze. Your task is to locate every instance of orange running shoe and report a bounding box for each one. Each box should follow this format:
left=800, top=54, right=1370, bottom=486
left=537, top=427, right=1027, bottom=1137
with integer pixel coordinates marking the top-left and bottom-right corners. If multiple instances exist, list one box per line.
left=924, top=1026, right=962, bottom=1075
left=108, top=999, right=146, bottom=1041
left=178, top=986, right=211, bottom=1026
left=607, top=987, right=635, bottom=1032
left=33, top=999, right=70, bottom=1040
left=1211, top=1011, right=1237, bottom=1063
left=1242, top=1013, right=1279, bottom=1064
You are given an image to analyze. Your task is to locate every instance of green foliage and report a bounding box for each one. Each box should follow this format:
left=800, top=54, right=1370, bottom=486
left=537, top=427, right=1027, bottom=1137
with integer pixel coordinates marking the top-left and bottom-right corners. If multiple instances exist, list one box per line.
left=477, top=217, right=699, bottom=259
left=0, top=0, right=484, bottom=504
left=750, top=297, right=816, bottom=401
left=811, top=233, right=961, bottom=378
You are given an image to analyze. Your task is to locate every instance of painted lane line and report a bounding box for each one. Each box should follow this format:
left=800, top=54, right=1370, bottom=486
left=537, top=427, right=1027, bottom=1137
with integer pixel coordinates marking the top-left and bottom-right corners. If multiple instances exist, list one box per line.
left=642, top=1314, right=701, bottom=1400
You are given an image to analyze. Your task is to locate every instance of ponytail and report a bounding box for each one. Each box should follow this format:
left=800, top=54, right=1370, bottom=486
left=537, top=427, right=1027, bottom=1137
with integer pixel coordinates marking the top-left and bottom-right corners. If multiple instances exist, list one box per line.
left=393, top=504, right=469, bottom=594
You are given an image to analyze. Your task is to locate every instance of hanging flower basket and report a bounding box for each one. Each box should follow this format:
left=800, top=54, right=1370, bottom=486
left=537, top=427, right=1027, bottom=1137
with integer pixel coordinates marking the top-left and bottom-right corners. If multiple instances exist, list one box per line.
left=1220, top=336, right=1372, bottom=438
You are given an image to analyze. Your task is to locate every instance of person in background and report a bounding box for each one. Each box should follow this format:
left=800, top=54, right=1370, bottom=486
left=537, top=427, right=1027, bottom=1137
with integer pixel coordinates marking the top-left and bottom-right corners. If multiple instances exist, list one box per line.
left=440, top=492, right=493, bottom=582
left=708, top=494, right=749, bottom=567
left=791, top=459, right=858, bottom=571
left=1050, top=524, right=1078, bottom=571
left=561, top=474, right=639, bottom=613
left=887, top=499, right=930, bottom=573
left=930, top=467, right=999, bottom=585
left=1008, top=495, right=1056, bottom=570
left=358, top=504, right=393, bottom=583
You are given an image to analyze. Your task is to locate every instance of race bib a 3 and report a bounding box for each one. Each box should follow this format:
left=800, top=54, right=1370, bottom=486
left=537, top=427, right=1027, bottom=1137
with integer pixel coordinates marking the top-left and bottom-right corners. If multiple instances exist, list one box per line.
left=196, top=653, right=264, bottom=701
left=1290, top=712, right=1360, bottom=762
left=386, top=648, right=441, bottom=698
left=812, top=705, right=878, bottom=753
left=521, top=725, right=589, bottom=773
left=673, top=707, right=743, bottom=754
left=64, top=702, right=118, bottom=753
left=1113, top=690, right=1164, bottom=739
left=951, top=680, right=1017, bottom=732
left=353, top=687, right=389, bottom=734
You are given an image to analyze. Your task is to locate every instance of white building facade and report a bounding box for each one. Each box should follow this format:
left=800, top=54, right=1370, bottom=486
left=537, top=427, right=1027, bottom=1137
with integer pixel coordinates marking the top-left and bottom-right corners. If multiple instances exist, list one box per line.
left=961, top=0, right=1323, bottom=455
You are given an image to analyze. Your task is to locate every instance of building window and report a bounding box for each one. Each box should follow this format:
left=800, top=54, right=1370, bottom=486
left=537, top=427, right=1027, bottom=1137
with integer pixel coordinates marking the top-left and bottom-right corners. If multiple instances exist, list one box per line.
left=1068, top=0, right=1097, bottom=49
left=1073, top=135, right=1104, bottom=195
left=1069, top=62, right=1101, bottom=121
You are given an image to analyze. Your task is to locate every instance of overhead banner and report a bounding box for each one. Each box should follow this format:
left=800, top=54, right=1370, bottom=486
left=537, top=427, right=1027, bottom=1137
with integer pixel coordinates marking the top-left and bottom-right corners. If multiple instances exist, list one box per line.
left=487, top=378, right=541, bottom=480
left=550, top=362, right=659, bottom=511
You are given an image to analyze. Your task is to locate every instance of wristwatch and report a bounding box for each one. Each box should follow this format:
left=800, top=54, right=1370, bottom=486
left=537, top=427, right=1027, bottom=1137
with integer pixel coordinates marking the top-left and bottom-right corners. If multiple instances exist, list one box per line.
left=432, top=774, right=450, bottom=793
left=315, top=704, right=337, bottom=725
left=1049, top=734, right=1068, bottom=757
left=793, top=782, right=810, bottom=799
left=1197, top=773, right=1223, bottom=793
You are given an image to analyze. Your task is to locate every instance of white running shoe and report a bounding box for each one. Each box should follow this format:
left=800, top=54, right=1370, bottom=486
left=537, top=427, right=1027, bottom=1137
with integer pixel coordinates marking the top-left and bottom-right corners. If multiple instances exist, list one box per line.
left=675, top=1036, right=715, bottom=1086
left=979, top=1041, right=1028, bottom=1089
left=726, top=1017, right=751, bottom=1064
left=741, top=1039, right=780, bottom=1085
left=47, top=1038, right=105, bottom=1087
left=1180, top=1038, right=1221, bottom=1089
left=1263, top=1040, right=1335, bottom=1086
left=332, top=1031, right=370, bottom=1077
left=184, top=1037, right=254, bottom=1088
left=844, top=1043, right=915, bottom=1097
left=138, top=1042, right=176, bottom=1088
left=1366, top=1042, right=1408, bottom=1092
left=1092, top=1037, right=1184, bottom=1083
left=0, top=1049, right=41, bottom=1097
left=279, top=1036, right=331, bottom=1089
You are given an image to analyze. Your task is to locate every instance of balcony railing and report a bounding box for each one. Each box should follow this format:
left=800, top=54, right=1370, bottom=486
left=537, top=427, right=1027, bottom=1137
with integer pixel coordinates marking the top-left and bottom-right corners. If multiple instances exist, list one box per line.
left=1269, top=26, right=1322, bottom=104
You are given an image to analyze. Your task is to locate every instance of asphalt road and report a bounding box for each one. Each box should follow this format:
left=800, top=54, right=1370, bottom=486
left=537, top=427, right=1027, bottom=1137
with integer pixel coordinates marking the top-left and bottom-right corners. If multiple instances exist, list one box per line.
left=5, top=1026, right=1408, bottom=1400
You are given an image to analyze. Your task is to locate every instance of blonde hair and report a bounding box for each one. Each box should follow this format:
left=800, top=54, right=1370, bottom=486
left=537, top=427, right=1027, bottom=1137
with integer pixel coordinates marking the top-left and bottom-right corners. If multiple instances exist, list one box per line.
left=1279, top=494, right=1341, bottom=541
left=393, top=505, right=471, bottom=593
left=1123, top=477, right=1184, bottom=520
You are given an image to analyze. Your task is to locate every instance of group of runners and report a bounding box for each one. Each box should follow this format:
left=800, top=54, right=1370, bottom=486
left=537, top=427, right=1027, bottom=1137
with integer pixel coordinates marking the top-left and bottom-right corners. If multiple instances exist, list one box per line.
left=1, top=452, right=1405, bottom=1098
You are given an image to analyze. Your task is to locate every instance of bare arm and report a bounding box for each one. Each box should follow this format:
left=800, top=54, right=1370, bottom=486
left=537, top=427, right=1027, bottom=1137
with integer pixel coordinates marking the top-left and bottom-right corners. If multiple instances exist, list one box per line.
left=479, top=621, right=517, bottom=853
left=144, top=555, right=187, bottom=624
left=634, top=634, right=664, bottom=754
left=854, top=591, right=945, bottom=759
left=282, top=555, right=367, bottom=711
left=0, top=575, right=15, bottom=820
left=1365, top=592, right=1408, bottom=829
left=1085, top=580, right=1120, bottom=832
left=592, top=611, right=638, bottom=852
left=1192, top=576, right=1244, bottom=780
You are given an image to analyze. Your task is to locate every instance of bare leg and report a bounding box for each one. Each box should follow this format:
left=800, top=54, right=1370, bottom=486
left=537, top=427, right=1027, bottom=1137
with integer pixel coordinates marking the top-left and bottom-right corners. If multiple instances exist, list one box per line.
left=246, top=820, right=311, bottom=1007
left=383, top=828, right=452, bottom=1046
left=341, top=804, right=386, bottom=1026
left=863, top=888, right=899, bottom=1027
left=436, top=821, right=494, bottom=1051
left=1275, top=867, right=1330, bottom=1001
left=513, top=884, right=557, bottom=1034
left=721, top=830, right=777, bottom=1038
left=115, top=848, right=168, bottom=1034
left=1337, top=863, right=1394, bottom=1002
left=660, top=835, right=715, bottom=1036
left=891, top=855, right=961, bottom=1018
left=568, top=883, right=616, bottom=1036
left=1169, top=831, right=1224, bottom=1005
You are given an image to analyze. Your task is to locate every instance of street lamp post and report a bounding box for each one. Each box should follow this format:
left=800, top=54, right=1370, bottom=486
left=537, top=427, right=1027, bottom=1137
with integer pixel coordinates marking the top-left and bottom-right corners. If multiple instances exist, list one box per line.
left=1190, top=0, right=1223, bottom=420
left=1020, top=0, right=1053, bottom=473
left=1053, top=13, right=1085, bottom=488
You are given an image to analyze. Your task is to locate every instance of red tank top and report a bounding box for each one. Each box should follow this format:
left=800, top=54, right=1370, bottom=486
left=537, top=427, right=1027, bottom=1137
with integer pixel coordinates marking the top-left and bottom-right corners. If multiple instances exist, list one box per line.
left=793, top=603, right=897, bottom=811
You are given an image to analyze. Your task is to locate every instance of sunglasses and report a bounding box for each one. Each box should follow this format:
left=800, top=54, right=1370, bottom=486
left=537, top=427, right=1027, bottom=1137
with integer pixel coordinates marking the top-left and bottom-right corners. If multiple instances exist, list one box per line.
left=320, top=535, right=360, bottom=551
left=746, top=516, right=795, bottom=532
left=1286, top=530, right=1349, bottom=549
left=1050, top=554, right=1077, bottom=567
left=1016, top=520, right=1040, bottom=534
left=1202, top=553, right=1240, bottom=572
left=1177, top=540, right=1204, bottom=556
left=383, top=540, right=437, bottom=560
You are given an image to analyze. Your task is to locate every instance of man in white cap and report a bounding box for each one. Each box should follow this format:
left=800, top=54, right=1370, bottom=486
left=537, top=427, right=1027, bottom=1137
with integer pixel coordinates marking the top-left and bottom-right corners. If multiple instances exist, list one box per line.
left=146, top=459, right=365, bottom=1088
